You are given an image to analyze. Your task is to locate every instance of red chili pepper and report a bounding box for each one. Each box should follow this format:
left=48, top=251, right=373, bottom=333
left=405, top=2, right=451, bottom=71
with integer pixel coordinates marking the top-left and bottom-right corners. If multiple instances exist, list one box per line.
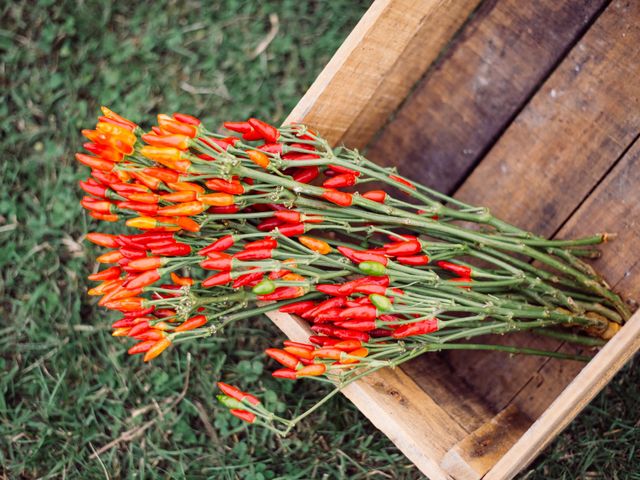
left=311, top=308, right=344, bottom=324
left=436, top=260, right=472, bottom=277
left=79, top=180, right=109, bottom=198
left=200, top=253, right=233, bottom=271
left=315, top=284, right=348, bottom=296
left=142, top=167, right=181, bottom=184
left=327, top=164, right=360, bottom=176
left=244, top=237, right=277, bottom=250
left=217, top=382, right=260, bottom=405
left=127, top=340, right=156, bottom=355
left=229, top=409, right=256, bottom=423
left=208, top=205, right=239, bottom=214
left=90, top=169, right=120, bottom=185
left=308, top=335, right=341, bottom=346
left=278, top=223, right=305, bottom=237
left=88, top=266, right=122, bottom=281
left=396, top=255, right=429, bottom=266
left=258, top=143, right=283, bottom=154
left=333, top=340, right=363, bottom=351
left=149, top=243, right=191, bottom=256
left=202, top=271, right=232, bottom=287
left=118, top=201, right=159, bottom=216
left=390, top=174, right=416, bottom=190
left=337, top=275, right=389, bottom=295
left=291, top=166, right=320, bottom=184
left=392, top=319, right=439, bottom=338
left=76, top=153, right=115, bottom=172
left=173, top=112, right=201, bottom=126
left=337, top=246, right=388, bottom=266
left=160, top=191, right=197, bottom=203
left=205, top=178, right=245, bottom=195
left=86, top=232, right=119, bottom=248
left=104, top=296, right=145, bottom=312
left=232, top=271, right=264, bottom=288
left=333, top=320, right=377, bottom=332
left=223, top=121, right=253, bottom=134
left=233, top=248, right=273, bottom=261
left=321, top=188, right=353, bottom=207
left=133, top=329, right=166, bottom=342
left=125, top=270, right=161, bottom=290
left=310, top=325, right=370, bottom=342
left=272, top=368, right=298, bottom=380
left=284, top=346, right=314, bottom=360
left=248, top=118, right=279, bottom=143
left=265, top=348, right=301, bottom=370
left=283, top=340, right=314, bottom=351
left=385, top=240, right=422, bottom=256
left=322, top=173, right=358, bottom=189
left=274, top=210, right=301, bottom=224
left=172, top=314, right=207, bottom=332
left=257, top=218, right=283, bottom=232
left=339, top=305, right=377, bottom=321
left=305, top=297, right=346, bottom=318
left=312, top=347, right=343, bottom=360
left=278, top=300, right=316, bottom=315
left=361, top=190, right=387, bottom=203
left=127, top=256, right=164, bottom=271
left=355, top=284, right=386, bottom=295
left=199, top=235, right=235, bottom=255
left=257, top=286, right=305, bottom=301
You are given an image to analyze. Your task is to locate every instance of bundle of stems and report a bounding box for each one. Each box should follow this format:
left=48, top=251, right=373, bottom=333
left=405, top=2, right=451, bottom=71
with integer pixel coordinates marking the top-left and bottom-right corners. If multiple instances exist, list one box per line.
left=77, top=108, right=629, bottom=432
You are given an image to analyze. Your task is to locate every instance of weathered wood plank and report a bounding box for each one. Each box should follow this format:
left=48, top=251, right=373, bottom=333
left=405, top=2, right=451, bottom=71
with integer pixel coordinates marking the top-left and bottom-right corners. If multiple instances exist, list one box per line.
left=455, top=1, right=640, bottom=236
left=439, top=0, right=640, bottom=411
left=508, top=137, right=640, bottom=421
left=286, top=0, right=481, bottom=148
left=441, top=405, right=532, bottom=480
left=486, top=309, right=640, bottom=479
left=367, top=0, right=607, bottom=193
left=401, top=354, right=497, bottom=433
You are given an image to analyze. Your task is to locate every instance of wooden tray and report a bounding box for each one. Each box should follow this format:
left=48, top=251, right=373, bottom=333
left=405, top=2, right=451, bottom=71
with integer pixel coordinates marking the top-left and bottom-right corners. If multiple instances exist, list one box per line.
left=268, top=1, right=640, bottom=478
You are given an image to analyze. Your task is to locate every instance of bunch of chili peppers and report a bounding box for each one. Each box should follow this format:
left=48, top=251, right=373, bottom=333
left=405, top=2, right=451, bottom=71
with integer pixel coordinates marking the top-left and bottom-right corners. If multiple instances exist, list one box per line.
left=77, top=107, right=630, bottom=432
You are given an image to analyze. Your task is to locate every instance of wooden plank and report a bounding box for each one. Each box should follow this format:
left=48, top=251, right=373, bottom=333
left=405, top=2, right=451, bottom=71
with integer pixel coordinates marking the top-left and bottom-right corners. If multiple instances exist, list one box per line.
left=440, top=405, right=532, bottom=480
left=401, top=355, right=497, bottom=433
left=286, top=0, right=481, bottom=148
left=367, top=0, right=607, bottom=193
left=267, top=310, right=465, bottom=480
left=485, top=309, right=640, bottom=479
left=440, top=0, right=640, bottom=410
left=454, top=1, right=640, bottom=236
left=507, top=137, right=640, bottom=422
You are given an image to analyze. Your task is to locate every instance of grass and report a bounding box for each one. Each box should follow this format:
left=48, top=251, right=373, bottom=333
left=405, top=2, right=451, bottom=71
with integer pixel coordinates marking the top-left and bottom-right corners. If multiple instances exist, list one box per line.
left=0, top=1, right=637, bottom=478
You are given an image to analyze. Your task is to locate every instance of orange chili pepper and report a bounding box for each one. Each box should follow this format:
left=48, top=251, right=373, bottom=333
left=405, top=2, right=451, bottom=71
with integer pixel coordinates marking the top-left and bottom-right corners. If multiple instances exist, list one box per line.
left=246, top=150, right=270, bottom=168
left=143, top=337, right=172, bottom=361
left=298, top=236, right=331, bottom=255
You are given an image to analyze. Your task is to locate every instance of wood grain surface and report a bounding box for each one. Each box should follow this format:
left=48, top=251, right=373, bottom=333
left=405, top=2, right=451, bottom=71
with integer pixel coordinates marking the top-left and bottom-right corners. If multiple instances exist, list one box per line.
left=367, top=0, right=607, bottom=194
left=286, top=0, right=481, bottom=148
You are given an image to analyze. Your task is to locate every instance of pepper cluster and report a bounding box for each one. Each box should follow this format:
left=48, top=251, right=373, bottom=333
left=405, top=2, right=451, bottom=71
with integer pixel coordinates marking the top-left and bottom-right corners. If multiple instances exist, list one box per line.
left=77, top=107, right=629, bottom=430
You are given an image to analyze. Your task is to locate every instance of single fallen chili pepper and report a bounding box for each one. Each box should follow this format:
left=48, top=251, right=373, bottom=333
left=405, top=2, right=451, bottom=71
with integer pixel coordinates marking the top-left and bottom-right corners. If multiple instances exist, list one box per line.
left=217, top=382, right=260, bottom=405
